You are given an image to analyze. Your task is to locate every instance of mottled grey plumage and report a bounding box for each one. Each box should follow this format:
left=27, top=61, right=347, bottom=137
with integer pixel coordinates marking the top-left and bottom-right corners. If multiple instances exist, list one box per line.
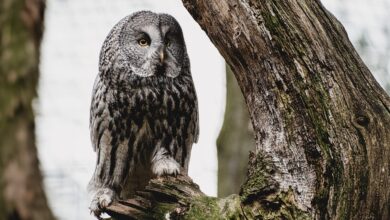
left=88, top=11, right=198, bottom=217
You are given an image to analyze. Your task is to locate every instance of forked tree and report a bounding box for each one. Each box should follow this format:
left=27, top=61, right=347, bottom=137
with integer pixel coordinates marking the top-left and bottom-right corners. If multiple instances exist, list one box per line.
left=106, top=0, right=389, bottom=219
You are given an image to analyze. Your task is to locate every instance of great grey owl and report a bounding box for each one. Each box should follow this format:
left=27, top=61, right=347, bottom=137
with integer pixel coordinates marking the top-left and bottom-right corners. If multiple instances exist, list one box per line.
left=88, top=11, right=199, bottom=217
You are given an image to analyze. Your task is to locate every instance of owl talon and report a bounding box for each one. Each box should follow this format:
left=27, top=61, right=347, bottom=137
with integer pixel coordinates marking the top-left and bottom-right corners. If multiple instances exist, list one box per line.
left=152, top=156, right=181, bottom=177
left=89, top=187, right=116, bottom=219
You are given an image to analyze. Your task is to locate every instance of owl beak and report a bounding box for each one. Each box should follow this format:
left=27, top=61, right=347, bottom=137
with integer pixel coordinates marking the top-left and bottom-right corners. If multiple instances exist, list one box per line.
left=159, top=50, right=165, bottom=63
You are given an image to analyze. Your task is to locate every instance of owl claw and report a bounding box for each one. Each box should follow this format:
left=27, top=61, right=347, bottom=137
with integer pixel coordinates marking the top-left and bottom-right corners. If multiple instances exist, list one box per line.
left=90, top=209, right=103, bottom=220
left=89, top=188, right=116, bottom=219
left=152, top=156, right=181, bottom=177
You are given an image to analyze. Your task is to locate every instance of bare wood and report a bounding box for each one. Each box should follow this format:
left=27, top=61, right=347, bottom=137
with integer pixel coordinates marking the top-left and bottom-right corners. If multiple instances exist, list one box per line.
left=106, top=0, right=390, bottom=219
left=105, top=175, right=236, bottom=219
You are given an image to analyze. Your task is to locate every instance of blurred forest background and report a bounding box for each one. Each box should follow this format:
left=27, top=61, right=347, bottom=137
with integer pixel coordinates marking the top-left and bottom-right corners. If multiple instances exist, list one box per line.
left=0, top=0, right=389, bottom=219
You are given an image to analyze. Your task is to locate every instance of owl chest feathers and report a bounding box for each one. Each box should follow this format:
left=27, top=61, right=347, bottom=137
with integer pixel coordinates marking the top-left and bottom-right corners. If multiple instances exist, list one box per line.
left=93, top=73, right=196, bottom=156
left=111, top=75, right=194, bottom=127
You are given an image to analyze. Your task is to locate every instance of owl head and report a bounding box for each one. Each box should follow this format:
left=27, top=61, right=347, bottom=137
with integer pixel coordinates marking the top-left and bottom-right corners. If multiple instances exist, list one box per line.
left=99, top=11, right=189, bottom=79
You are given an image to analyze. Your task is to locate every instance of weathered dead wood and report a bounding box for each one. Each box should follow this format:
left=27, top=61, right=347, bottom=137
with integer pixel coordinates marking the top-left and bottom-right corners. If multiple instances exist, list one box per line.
left=105, top=176, right=247, bottom=219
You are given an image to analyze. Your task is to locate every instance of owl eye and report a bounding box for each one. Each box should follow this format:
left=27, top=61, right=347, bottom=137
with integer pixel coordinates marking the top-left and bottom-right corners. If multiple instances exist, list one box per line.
left=138, top=38, right=150, bottom=47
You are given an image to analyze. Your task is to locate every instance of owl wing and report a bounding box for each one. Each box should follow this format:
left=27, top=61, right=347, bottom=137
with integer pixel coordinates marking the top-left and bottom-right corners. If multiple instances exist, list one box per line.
left=180, top=87, right=199, bottom=172
left=90, top=74, right=110, bottom=152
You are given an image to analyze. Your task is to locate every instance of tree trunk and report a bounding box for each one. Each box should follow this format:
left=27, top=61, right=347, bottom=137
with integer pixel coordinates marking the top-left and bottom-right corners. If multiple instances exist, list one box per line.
left=0, top=0, right=55, bottom=219
left=106, top=0, right=390, bottom=219
left=217, top=64, right=254, bottom=197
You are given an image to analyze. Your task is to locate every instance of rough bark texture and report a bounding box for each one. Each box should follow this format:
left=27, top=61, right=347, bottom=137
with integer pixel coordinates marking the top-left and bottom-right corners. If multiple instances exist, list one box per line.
left=0, top=0, right=55, bottom=219
left=106, top=0, right=390, bottom=219
left=217, top=64, right=254, bottom=197
left=106, top=175, right=248, bottom=220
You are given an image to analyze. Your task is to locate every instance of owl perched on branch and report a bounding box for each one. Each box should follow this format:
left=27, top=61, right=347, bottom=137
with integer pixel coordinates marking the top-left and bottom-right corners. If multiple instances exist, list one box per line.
left=88, top=11, right=199, bottom=217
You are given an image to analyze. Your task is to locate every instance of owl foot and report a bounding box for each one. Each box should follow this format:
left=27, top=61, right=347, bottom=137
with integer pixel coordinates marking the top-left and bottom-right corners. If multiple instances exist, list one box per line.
left=151, top=156, right=180, bottom=177
left=89, top=187, right=116, bottom=219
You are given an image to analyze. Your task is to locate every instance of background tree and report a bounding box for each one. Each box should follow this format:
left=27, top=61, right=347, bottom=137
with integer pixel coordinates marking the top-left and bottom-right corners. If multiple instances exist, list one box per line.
left=0, top=0, right=55, bottom=219
left=217, top=65, right=254, bottom=197
left=106, top=0, right=390, bottom=219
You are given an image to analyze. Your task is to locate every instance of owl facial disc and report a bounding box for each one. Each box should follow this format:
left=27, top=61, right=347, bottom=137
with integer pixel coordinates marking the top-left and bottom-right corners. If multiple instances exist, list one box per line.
left=116, top=11, right=186, bottom=78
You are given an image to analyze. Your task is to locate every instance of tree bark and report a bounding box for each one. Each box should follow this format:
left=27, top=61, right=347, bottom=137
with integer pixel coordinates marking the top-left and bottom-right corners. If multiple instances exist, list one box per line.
left=217, top=64, right=254, bottom=197
left=0, top=0, right=55, bottom=219
left=106, top=0, right=390, bottom=219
